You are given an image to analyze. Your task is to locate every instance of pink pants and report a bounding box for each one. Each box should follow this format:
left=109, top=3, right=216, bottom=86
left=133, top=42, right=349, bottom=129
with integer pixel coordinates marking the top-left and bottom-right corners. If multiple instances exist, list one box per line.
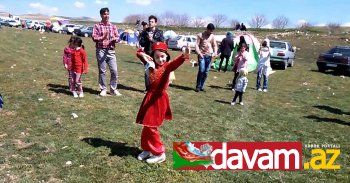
left=72, top=72, right=83, bottom=93
left=67, top=70, right=74, bottom=92
left=141, top=126, right=165, bottom=155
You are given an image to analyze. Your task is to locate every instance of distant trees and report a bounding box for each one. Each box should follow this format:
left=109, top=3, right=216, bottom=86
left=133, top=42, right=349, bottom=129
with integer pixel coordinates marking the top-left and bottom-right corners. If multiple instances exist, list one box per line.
left=212, top=14, right=227, bottom=28
left=327, top=23, right=341, bottom=35
left=229, top=19, right=240, bottom=28
left=192, top=17, right=206, bottom=28
left=123, top=14, right=147, bottom=24
left=249, top=14, right=268, bottom=28
left=161, top=11, right=176, bottom=26
left=177, top=14, right=190, bottom=27
left=272, top=16, right=289, bottom=29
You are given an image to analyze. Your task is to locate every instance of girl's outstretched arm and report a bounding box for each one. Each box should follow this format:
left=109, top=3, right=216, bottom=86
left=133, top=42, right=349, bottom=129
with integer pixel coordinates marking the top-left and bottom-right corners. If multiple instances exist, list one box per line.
left=167, top=47, right=190, bottom=72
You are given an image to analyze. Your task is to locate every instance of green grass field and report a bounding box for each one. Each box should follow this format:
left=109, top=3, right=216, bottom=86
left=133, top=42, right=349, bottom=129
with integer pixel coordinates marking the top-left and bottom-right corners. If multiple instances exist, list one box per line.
left=0, top=27, right=349, bottom=182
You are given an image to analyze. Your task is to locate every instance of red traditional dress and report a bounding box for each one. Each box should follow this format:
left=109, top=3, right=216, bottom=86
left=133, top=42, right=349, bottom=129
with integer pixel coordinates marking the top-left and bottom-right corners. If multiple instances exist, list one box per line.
left=136, top=49, right=188, bottom=155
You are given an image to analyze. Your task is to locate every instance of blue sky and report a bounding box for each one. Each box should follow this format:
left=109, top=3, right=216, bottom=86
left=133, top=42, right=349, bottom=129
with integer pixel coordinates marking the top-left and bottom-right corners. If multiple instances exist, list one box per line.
left=1, top=0, right=349, bottom=27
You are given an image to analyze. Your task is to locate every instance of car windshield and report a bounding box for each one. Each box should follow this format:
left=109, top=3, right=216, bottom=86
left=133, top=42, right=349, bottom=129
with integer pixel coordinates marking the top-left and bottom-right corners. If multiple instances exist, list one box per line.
left=327, top=48, right=350, bottom=56
left=270, top=42, right=286, bottom=49
left=175, top=36, right=183, bottom=40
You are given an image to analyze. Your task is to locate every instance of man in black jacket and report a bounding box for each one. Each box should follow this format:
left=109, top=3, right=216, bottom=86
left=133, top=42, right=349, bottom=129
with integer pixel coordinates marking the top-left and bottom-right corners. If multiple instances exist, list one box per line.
left=139, top=15, right=164, bottom=55
left=218, top=32, right=234, bottom=72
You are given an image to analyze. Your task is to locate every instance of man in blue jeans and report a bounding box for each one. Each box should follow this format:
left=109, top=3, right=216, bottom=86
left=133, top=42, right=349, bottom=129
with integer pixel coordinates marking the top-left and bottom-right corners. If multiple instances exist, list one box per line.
left=195, top=23, right=218, bottom=92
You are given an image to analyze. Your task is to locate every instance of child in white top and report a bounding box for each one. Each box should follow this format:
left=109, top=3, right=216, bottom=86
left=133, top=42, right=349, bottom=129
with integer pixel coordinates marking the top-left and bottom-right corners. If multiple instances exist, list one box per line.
left=231, top=69, right=248, bottom=106
left=256, top=40, right=272, bottom=92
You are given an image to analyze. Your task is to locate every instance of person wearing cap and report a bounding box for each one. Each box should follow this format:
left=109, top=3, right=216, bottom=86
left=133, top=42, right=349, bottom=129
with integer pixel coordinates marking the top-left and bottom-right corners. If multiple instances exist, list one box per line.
left=218, top=32, right=234, bottom=72
left=92, top=7, right=121, bottom=96
left=138, top=21, right=148, bottom=49
left=135, top=42, right=190, bottom=164
left=195, top=23, right=218, bottom=92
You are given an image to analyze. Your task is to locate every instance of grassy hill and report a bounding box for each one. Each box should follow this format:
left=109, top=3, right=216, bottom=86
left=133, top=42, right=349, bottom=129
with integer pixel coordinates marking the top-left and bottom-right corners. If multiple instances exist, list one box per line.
left=0, top=27, right=349, bottom=182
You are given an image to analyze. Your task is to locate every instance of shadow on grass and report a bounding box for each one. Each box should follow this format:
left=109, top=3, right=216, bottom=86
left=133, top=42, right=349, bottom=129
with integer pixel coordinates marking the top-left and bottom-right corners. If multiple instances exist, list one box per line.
left=310, top=69, right=350, bottom=77
left=214, top=99, right=231, bottom=105
left=208, top=85, right=231, bottom=90
left=123, top=60, right=143, bottom=65
left=48, top=83, right=145, bottom=95
left=305, top=115, right=350, bottom=127
left=118, top=84, right=144, bottom=93
left=47, top=83, right=99, bottom=95
left=314, top=105, right=350, bottom=115
left=81, top=137, right=141, bottom=157
left=169, top=84, right=195, bottom=91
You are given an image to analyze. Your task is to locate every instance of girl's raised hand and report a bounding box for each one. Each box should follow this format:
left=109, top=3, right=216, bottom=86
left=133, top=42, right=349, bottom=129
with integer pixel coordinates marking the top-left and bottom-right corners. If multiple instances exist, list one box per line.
left=142, top=53, right=153, bottom=63
left=183, top=43, right=190, bottom=57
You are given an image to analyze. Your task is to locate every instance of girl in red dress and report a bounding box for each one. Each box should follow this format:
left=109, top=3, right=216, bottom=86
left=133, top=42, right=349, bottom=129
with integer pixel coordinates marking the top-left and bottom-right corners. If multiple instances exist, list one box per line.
left=71, top=37, right=88, bottom=98
left=136, top=42, right=190, bottom=163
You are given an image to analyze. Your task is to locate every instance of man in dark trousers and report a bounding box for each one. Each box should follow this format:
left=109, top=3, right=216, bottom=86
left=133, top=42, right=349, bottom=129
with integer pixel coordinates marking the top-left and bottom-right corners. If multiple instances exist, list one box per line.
left=218, top=32, right=234, bottom=72
left=139, top=15, right=164, bottom=92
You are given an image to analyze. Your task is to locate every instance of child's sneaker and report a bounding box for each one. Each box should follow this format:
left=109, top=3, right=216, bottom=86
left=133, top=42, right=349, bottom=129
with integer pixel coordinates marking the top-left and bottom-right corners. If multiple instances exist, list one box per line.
left=137, top=151, right=151, bottom=161
left=78, top=92, right=84, bottom=98
left=110, top=89, right=122, bottom=96
left=146, top=153, right=166, bottom=164
left=231, top=102, right=236, bottom=106
left=73, top=91, right=78, bottom=98
left=99, top=90, right=107, bottom=96
left=263, top=89, right=267, bottom=92
left=258, top=88, right=262, bottom=92
left=239, top=102, right=244, bottom=105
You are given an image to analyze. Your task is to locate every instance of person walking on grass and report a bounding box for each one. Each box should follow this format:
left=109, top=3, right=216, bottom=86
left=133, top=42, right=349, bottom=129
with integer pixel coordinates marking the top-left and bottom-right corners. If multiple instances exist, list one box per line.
left=71, top=37, right=88, bottom=98
left=92, top=7, right=121, bottom=96
left=195, top=23, right=218, bottom=92
left=218, top=32, right=234, bottom=72
left=135, top=42, right=190, bottom=164
left=231, top=68, right=248, bottom=106
left=256, top=40, right=272, bottom=92
left=63, top=36, right=77, bottom=96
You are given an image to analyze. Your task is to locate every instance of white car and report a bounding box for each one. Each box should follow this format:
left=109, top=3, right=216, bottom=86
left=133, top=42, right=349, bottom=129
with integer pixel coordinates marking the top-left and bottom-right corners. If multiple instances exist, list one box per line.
left=28, top=20, right=44, bottom=30
left=52, top=25, right=63, bottom=33
left=270, top=40, right=296, bottom=70
left=168, top=35, right=197, bottom=51
left=62, top=24, right=83, bottom=34
left=7, top=20, right=20, bottom=27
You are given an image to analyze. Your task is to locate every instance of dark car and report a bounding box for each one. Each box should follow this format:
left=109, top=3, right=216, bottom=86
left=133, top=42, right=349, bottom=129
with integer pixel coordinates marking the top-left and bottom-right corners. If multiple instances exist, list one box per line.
left=74, top=26, right=93, bottom=37
left=316, top=46, right=350, bottom=73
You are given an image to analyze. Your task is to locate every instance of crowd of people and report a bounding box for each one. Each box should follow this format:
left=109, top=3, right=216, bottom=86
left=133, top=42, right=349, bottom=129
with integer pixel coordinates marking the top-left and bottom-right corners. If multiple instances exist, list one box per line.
left=62, top=7, right=272, bottom=164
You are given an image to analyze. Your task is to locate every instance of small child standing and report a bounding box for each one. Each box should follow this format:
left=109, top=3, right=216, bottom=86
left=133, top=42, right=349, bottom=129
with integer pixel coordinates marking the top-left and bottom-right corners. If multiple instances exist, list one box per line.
left=71, top=37, right=88, bottom=98
left=231, top=68, right=248, bottom=106
left=63, top=36, right=77, bottom=93
left=135, top=42, right=190, bottom=164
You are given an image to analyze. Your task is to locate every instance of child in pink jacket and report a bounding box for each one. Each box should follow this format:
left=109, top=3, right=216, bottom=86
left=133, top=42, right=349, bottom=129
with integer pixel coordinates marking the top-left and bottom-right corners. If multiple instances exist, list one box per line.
left=63, top=36, right=77, bottom=94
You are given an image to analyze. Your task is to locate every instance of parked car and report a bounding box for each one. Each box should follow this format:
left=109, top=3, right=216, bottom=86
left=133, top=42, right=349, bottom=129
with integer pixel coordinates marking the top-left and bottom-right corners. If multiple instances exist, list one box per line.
left=3, top=20, right=10, bottom=27
left=316, top=46, right=350, bottom=73
left=7, top=20, right=21, bottom=27
left=0, top=19, right=6, bottom=26
left=27, top=20, right=44, bottom=30
left=52, top=25, right=63, bottom=33
left=269, top=40, right=296, bottom=70
left=168, top=35, right=197, bottom=51
left=73, top=26, right=93, bottom=37
left=62, top=24, right=83, bottom=34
